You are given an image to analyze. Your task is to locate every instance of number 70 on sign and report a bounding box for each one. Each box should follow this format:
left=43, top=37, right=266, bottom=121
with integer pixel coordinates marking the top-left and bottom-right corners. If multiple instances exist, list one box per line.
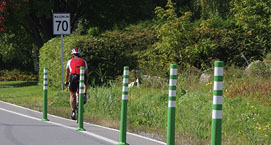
left=53, top=13, right=71, bottom=35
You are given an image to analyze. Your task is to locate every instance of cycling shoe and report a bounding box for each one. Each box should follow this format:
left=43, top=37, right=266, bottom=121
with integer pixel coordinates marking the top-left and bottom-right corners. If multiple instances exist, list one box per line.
left=71, top=110, right=77, bottom=120
left=83, top=94, right=87, bottom=104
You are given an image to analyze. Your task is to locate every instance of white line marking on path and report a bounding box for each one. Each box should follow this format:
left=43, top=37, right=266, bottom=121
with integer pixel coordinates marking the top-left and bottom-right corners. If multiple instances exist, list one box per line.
left=0, top=101, right=166, bottom=145
left=0, top=107, right=118, bottom=145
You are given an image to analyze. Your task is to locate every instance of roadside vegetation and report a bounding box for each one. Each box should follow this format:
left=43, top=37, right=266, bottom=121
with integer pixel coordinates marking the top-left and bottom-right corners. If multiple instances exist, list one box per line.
left=1, top=0, right=271, bottom=144
left=0, top=65, right=270, bottom=144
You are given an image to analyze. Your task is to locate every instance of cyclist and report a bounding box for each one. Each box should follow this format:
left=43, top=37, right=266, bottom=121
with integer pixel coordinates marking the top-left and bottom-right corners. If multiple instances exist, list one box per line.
left=65, top=48, right=88, bottom=120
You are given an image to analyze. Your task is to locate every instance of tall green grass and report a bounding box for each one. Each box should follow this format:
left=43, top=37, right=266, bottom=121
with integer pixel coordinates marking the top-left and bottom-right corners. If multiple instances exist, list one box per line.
left=0, top=66, right=270, bottom=144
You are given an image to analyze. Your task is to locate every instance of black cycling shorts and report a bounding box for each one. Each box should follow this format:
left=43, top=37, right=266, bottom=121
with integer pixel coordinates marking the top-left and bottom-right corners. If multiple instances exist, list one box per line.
left=69, top=74, right=79, bottom=93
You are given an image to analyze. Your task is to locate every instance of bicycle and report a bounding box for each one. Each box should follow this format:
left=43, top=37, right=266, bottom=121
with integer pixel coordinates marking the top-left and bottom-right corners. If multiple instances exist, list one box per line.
left=66, top=74, right=87, bottom=122
left=65, top=82, right=85, bottom=122
left=75, top=88, right=87, bottom=122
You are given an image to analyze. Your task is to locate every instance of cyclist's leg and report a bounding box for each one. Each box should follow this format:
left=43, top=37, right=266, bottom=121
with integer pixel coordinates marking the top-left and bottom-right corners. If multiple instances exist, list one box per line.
left=69, top=74, right=79, bottom=120
left=69, top=91, right=77, bottom=120
left=76, top=89, right=79, bottom=107
left=83, top=79, right=88, bottom=104
left=69, top=92, right=76, bottom=111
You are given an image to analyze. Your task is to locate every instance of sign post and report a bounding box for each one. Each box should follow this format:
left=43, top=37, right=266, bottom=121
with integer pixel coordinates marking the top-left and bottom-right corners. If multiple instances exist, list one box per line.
left=53, top=13, right=71, bottom=90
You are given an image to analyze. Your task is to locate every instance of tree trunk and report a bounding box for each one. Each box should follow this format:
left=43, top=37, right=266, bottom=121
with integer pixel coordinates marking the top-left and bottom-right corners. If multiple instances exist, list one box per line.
left=26, top=14, right=44, bottom=48
left=32, top=48, right=39, bottom=73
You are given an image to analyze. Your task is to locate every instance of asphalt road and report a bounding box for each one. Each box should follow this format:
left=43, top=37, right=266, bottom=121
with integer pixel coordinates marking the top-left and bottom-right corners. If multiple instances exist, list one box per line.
left=0, top=101, right=166, bottom=145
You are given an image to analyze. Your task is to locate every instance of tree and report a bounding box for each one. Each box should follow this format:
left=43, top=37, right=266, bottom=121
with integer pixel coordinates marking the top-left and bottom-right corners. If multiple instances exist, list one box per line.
left=0, top=0, right=165, bottom=72
left=0, top=28, right=34, bottom=71
left=3, top=0, right=162, bottom=48
left=231, top=0, right=271, bottom=60
left=2, top=0, right=91, bottom=48
left=0, top=1, right=7, bottom=32
left=0, top=0, right=92, bottom=72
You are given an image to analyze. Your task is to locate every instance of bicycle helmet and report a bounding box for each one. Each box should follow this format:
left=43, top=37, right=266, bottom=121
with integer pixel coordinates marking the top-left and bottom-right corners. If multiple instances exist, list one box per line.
left=71, top=48, right=81, bottom=55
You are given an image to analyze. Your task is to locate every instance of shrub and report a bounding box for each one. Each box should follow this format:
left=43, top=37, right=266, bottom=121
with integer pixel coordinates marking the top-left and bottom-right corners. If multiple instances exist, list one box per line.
left=139, top=2, right=226, bottom=76
left=231, top=0, right=271, bottom=61
left=87, top=27, right=100, bottom=36
left=39, top=27, right=156, bottom=88
left=0, top=69, right=37, bottom=81
left=39, top=35, right=87, bottom=88
left=0, top=32, right=34, bottom=72
left=139, top=1, right=271, bottom=76
left=78, top=27, right=156, bottom=85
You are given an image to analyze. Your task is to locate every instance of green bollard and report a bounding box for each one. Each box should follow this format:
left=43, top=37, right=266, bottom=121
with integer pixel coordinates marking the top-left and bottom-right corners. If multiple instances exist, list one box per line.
left=167, top=64, right=177, bottom=145
left=41, top=67, right=49, bottom=121
left=76, top=67, right=86, bottom=131
left=117, top=66, right=129, bottom=145
left=211, top=61, right=224, bottom=145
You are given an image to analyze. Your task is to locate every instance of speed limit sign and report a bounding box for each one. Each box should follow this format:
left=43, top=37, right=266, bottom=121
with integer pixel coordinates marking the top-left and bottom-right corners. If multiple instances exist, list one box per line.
left=53, top=13, right=70, bottom=35
left=53, top=13, right=71, bottom=91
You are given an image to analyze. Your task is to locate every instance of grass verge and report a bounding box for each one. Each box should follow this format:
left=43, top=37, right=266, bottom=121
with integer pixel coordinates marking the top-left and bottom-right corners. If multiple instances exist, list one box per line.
left=0, top=68, right=270, bottom=145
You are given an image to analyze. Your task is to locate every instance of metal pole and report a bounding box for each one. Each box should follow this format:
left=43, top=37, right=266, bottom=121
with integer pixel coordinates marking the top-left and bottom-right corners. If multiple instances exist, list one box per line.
left=61, top=34, right=64, bottom=91
left=167, top=64, right=177, bottom=145
left=77, top=67, right=85, bottom=131
left=211, top=61, right=224, bottom=145
left=41, top=67, right=49, bottom=121
left=117, top=66, right=129, bottom=145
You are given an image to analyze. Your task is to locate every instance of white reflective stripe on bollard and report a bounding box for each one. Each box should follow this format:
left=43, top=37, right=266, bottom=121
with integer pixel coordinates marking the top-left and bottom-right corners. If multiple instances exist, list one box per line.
left=213, top=81, right=223, bottom=90
left=169, top=90, right=176, bottom=97
left=214, top=67, right=223, bottom=76
left=123, top=70, right=129, bottom=76
left=122, top=87, right=128, bottom=92
left=168, top=101, right=176, bottom=107
left=170, top=69, right=177, bottom=75
left=213, top=96, right=223, bottom=104
left=79, top=82, right=84, bottom=87
left=123, top=78, right=128, bottom=84
left=169, top=79, right=177, bottom=86
left=212, top=110, right=222, bottom=119
left=122, top=95, right=128, bottom=100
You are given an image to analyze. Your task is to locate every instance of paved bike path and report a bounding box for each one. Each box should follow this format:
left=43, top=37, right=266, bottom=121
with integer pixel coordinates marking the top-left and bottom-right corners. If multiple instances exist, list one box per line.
left=0, top=101, right=166, bottom=145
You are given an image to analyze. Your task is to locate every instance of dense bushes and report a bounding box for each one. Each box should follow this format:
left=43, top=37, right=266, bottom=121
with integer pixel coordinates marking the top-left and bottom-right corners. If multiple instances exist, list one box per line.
left=39, top=35, right=86, bottom=88
left=39, top=1, right=271, bottom=87
left=39, top=27, right=156, bottom=88
left=0, top=69, right=37, bottom=81
left=138, top=1, right=271, bottom=76
left=0, top=29, right=34, bottom=72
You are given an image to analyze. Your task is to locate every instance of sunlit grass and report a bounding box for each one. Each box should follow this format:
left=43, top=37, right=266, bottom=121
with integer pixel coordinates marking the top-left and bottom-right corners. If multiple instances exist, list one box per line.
left=0, top=66, right=271, bottom=145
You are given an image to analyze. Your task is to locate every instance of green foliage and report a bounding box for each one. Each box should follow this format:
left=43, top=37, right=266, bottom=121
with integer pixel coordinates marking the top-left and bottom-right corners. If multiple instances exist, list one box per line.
left=86, top=82, right=121, bottom=119
left=0, top=27, right=34, bottom=71
left=78, top=28, right=156, bottom=85
left=82, top=0, right=159, bottom=30
left=1, top=66, right=271, bottom=144
left=140, top=2, right=227, bottom=76
left=245, top=61, right=271, bottom=78
left=39, top=35, right=87, bottom=88
left=199, top=0, right=231, bottom=19
left=231, top=0, right=271, bottom=31
left=0, top=85, right=42, bottom=109
left=0, top=81, right=37, bottom=88
left=39, top=27, right=156, bottom=88
left=74, top=19, right=90, bottom=35
left=0, top=69, right=37, bottom=81
left=231, top=0, right=271, bottom=60
left=87, top=27, right=100, bottom=36
left=139, top=0, right=271, bottom=76
left=139, top=2, right=195, bottom=76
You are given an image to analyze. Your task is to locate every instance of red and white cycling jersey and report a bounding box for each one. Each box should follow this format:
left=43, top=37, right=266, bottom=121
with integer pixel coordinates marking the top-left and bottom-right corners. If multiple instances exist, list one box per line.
left=66, top=58, right=88, bottom=75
